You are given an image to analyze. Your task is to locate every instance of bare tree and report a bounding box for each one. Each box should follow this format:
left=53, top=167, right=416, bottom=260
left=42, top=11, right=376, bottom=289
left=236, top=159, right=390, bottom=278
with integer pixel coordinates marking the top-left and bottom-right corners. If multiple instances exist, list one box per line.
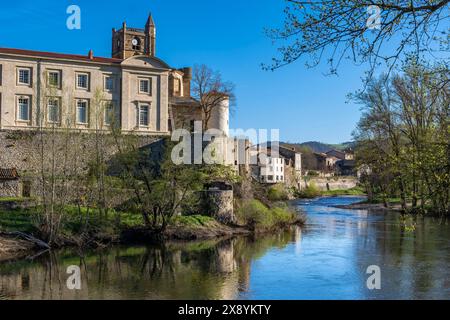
left=191, top=64, right=236, bottom=131
left=265, top=0, right=449, bottom=76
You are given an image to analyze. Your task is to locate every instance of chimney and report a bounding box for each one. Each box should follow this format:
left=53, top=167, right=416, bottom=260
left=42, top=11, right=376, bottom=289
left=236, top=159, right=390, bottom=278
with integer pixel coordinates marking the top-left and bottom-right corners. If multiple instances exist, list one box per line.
left=88, top=49, right=94, bottom=60
left=181, top=67, right=192, bottom=97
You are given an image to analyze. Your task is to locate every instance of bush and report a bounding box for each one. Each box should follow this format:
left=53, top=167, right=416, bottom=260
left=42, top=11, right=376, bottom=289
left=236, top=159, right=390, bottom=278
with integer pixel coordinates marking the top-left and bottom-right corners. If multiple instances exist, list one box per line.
left=237, top=199, right=273, bottom=228
left=296, top=182, right=321, bottom=198
left=237, top=199, right=300, bottom=230
left=267, top=184, right=289, bottom=201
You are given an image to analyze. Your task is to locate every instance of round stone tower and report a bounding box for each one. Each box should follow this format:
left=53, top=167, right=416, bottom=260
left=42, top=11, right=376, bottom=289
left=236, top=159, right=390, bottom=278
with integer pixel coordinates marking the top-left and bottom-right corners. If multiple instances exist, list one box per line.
left=207, top=95, right=229, bottom=137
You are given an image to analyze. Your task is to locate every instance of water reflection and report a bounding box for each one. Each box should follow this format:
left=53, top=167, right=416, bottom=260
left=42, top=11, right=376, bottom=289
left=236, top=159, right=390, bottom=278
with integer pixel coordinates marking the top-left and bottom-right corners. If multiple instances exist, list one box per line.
left=1, top=196, right=449, bottom=300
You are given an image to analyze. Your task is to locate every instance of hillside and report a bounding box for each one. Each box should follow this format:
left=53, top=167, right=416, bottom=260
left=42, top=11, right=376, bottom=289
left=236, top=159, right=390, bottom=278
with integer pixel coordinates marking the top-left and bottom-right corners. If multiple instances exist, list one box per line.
left=282, top=141, right=355, bottom=153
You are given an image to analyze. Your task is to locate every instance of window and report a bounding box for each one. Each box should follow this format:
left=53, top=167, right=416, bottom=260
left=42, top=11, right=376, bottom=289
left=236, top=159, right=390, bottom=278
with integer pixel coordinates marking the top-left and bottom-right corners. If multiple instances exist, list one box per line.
left=76, top=73, right=89, bottom=90
left=139, top=104, right=149, bottom=127
left=174, top=78, right=181, bottom=94
left=76, top=100, right=88, bottom=124
left=17, top=68, right=31, bottom=85
left=132, top=37, right=141, bottom=50
left=104, top=101, right=115, bottom=125
left=0, top=64, right=2, bottom=86
left=17, top=97, right=30, bottom=121
left=139, top=79, right=150, bottom=94
left=48, top=98, right=59, bottom=123
left=104, top=76, right=115, bottom=91
left=47, top=70, right=61, bottom=87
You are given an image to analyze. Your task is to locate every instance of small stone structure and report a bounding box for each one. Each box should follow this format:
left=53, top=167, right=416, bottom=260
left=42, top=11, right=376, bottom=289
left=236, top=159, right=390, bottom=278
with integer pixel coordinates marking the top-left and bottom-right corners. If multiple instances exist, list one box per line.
left=0, top=168, right=21, bottom=197
left=202, top=182, right=235, bottom=225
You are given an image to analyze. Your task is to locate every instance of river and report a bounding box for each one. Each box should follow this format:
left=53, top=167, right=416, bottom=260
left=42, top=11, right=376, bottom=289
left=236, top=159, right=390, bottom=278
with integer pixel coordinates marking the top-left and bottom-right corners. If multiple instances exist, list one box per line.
left=1, top=196, right=449, bottom=299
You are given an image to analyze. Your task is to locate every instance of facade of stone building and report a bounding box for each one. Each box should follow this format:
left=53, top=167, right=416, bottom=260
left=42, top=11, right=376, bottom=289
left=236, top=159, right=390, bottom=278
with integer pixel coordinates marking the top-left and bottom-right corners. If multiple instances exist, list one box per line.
left=0, top=15, right=219, bottom=137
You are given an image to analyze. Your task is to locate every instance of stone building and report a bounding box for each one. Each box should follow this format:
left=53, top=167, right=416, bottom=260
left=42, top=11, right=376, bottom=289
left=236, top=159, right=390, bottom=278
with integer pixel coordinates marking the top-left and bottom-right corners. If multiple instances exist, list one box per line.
left=0, top=14, right=220, bottom=137
left=251, top=147, right=286, bottom=184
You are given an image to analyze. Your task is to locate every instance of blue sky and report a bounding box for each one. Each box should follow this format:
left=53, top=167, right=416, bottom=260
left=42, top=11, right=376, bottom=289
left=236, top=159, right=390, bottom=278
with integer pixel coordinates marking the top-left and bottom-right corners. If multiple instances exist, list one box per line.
left=0, top=0, right=368, bottom=144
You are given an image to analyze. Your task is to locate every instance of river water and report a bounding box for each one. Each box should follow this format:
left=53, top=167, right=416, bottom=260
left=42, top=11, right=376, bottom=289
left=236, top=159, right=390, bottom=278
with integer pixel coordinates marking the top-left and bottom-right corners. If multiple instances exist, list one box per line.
left=1, top=196, right=449, bottom=300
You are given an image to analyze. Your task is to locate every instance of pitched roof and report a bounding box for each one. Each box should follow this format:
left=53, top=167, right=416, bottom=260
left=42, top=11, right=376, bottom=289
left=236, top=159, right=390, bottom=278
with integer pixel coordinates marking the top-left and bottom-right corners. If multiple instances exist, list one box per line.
left=0, top=168, right=19, bottom=180
left=169, top=96, right=200, bottom=107
left=0, top=47, right=123, bottom=64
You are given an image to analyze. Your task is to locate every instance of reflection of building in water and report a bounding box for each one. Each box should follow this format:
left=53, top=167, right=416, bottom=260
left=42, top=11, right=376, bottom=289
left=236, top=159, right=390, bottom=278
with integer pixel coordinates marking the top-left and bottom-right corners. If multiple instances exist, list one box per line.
left=0, top=229, right=299, bottom=300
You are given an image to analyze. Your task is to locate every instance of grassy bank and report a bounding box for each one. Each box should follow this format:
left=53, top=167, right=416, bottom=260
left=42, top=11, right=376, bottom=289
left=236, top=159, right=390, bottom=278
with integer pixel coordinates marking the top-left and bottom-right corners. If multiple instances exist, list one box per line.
left=0, top=206, right=236, bottom=245
left=321, top=186, right=366, bottom=196
left=0, top=199, right=303, bottom=254
left=295, top=184, right=366, bottom=199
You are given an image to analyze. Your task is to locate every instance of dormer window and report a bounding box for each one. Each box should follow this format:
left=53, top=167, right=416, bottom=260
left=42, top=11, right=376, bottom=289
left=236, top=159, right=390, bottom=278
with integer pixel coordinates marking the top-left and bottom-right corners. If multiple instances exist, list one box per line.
left=132, top=37, right=141, bottom=50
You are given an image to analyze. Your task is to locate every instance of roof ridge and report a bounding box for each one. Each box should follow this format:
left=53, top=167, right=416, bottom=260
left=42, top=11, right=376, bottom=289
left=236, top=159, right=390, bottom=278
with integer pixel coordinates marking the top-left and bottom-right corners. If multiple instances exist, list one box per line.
left=0, top=47, right=123, bottom=64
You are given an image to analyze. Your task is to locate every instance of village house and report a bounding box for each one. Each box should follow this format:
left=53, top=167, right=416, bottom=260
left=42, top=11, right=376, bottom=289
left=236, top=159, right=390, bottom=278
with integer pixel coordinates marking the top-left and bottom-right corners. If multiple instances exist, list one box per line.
left=250, top=144, right=302, bottom=186
left=253, top=151, right=285, bottom=184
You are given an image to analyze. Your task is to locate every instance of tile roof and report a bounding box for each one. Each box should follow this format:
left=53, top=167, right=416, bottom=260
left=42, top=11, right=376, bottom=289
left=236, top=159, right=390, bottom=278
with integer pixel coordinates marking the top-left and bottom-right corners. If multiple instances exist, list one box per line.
left=0, top=168, right=19, bottom=180
left=0, top=47, right=123, bottom=64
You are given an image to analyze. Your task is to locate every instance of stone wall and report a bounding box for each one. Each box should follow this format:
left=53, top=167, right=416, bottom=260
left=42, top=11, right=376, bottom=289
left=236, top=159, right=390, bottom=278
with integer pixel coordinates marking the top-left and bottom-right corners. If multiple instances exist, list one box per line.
left=0, top=130, right=162, bottom=198
left=0, top=180, right=21, bottom=197
left=300, top=177, right=357, bottom=191
left=201, top=190, right=235, bottom=224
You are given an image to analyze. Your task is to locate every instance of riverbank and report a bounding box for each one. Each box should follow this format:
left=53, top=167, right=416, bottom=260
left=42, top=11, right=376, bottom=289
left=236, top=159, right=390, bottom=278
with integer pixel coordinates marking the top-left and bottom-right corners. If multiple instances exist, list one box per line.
left=333, top=200, right=403, bottom=212
left=0, top=235, right=35, bottom=262
left=0, top=203, right=305, bottom=261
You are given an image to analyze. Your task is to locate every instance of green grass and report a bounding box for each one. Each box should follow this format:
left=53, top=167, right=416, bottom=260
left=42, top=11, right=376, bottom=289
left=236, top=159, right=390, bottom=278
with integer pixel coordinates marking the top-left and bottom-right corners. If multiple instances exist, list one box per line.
left=171, top=215, right=215, bottom=227
left=321, top=186, right=366, bottom=196
left=0, top=204, right=218, bottom=237
left=0, top=208, right=36, bottom=233
left=0, top=197, right=35, bottom=203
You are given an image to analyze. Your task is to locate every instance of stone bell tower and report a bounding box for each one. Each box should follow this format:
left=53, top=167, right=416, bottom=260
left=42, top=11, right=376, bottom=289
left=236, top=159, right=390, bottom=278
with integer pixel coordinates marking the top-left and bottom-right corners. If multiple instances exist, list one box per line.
left=112, top=14, right=156, bottom=59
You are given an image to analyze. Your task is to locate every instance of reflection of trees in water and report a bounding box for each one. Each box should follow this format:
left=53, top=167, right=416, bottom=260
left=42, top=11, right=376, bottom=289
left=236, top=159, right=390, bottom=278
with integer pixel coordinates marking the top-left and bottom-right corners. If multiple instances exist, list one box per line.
left=353, top=212, right=450, bottom=299
left=0, top=228, right=298, bottom=299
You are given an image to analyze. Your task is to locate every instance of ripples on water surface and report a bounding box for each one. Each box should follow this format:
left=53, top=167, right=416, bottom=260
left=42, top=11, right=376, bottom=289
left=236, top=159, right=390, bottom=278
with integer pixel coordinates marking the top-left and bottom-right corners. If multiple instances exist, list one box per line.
left=1, top=196, right=449, bottom=299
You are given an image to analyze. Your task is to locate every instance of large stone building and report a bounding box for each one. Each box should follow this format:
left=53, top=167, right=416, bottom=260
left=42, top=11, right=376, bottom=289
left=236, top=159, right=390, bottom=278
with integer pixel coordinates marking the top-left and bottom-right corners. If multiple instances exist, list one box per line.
left=0, top=15, right=227, bottom=136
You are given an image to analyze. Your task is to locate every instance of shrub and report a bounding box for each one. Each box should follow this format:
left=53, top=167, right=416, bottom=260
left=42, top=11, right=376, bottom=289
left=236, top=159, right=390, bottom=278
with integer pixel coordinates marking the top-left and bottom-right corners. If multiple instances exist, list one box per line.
left=237, top=199, right=301, bottom=230
left=267, top=184, right=289, bottom=201
left=237, top=199, right=273, bottom=228
left=296, top=182, right=321, bottom=198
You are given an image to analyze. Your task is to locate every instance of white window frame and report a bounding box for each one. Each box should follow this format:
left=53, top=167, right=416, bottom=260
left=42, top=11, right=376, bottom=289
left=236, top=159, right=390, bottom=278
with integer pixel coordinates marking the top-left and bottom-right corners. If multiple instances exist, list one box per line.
left=47, top=97, right=60, bottom=124
left=16, top=96, right=31, bottom=122
left=138, top=103, right=150, bottom=127
left=17, top=67, right=32, bottom=86
left=76, top=99, right=89, bottom=124
left=104, top=75, right=115, bottom=92
left=76, top=72, right=89, bottom=90
left=138, top=78, right=151, bottom=94
left=47, top=70, right=61, bottom=88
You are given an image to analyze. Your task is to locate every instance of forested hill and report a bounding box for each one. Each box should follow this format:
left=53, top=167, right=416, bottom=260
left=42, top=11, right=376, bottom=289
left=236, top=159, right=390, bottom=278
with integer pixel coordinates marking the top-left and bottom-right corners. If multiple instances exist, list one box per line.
left=282, top=141, right=355, bottom=153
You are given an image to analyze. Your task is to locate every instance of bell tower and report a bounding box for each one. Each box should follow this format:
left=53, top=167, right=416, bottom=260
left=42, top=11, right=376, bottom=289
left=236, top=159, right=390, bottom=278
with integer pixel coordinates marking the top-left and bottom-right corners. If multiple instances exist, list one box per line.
left=145, top=14, right=156, bottom=57
left=112, top=14, right=156, bottom=59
